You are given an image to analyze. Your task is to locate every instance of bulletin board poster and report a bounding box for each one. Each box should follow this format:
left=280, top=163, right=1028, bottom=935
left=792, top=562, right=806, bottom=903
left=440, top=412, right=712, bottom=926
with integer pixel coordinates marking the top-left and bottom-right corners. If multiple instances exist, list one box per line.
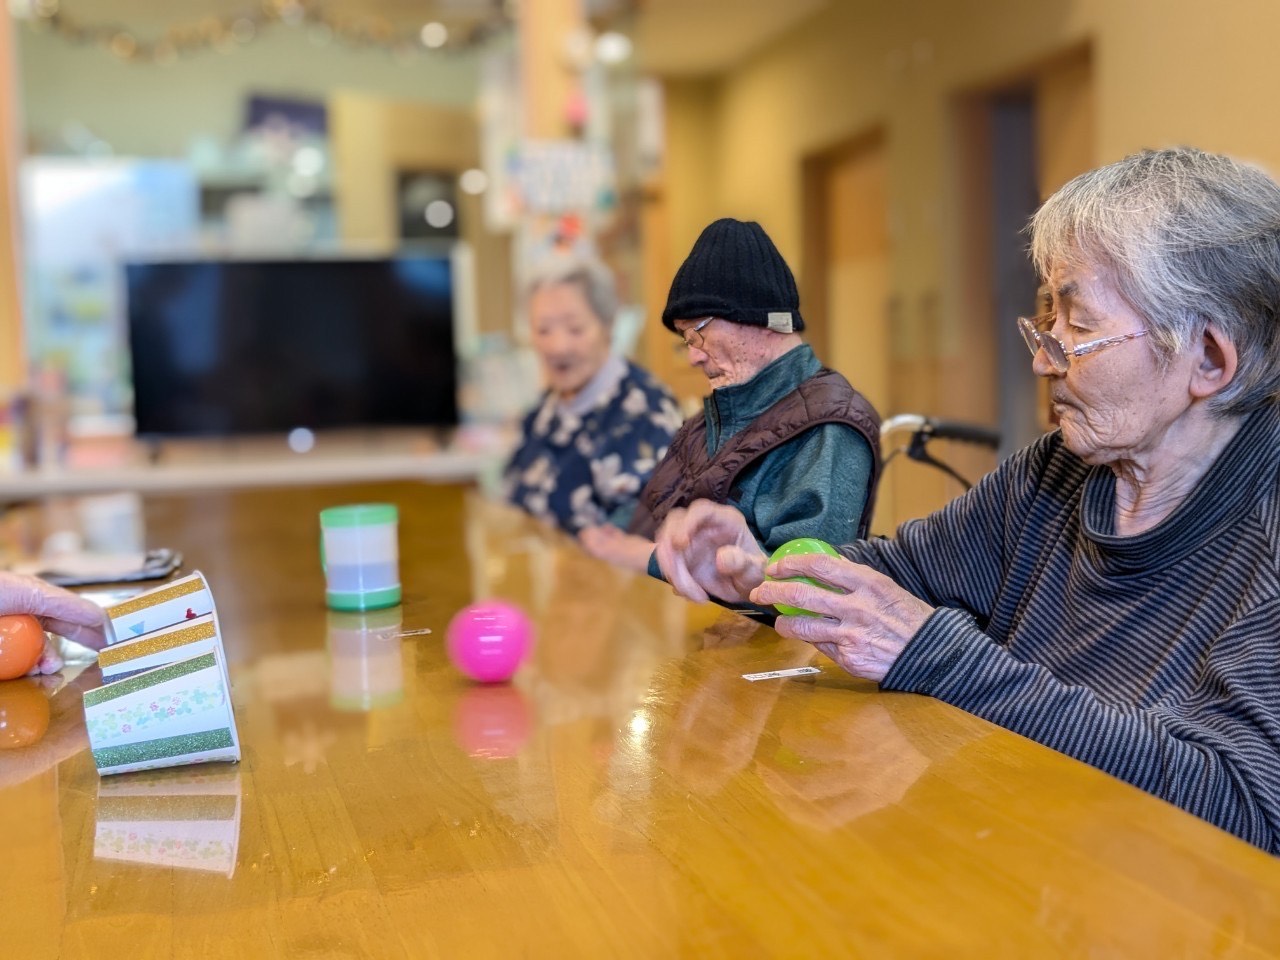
left=20, top=158, right=199, bottom=427
left=514, top=140, right=616, bottom=217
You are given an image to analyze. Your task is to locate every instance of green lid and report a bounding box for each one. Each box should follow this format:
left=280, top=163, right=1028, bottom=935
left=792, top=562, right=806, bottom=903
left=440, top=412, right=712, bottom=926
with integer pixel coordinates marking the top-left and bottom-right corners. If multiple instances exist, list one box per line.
left=320, top=503, right=398, bottom=528
left=326, top=585, right=402, bottom=611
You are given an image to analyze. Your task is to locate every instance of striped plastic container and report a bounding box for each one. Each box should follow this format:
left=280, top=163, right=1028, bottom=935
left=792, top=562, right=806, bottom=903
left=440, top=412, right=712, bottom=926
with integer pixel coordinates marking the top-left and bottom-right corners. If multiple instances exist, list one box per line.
left=319, top=503, right=401, bottom=611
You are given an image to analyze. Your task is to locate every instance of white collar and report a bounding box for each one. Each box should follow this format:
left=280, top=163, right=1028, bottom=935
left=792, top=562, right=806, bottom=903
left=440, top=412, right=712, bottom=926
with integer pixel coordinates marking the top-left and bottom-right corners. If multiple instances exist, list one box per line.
left=555, top=354, right=627, bottom=417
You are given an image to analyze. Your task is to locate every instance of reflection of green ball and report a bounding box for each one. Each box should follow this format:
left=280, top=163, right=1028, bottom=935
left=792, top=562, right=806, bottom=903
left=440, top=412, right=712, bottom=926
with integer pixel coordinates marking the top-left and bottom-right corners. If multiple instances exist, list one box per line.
left=771, top=744, right=806, bottom=771
left=766, top=538, right=840, bottom=617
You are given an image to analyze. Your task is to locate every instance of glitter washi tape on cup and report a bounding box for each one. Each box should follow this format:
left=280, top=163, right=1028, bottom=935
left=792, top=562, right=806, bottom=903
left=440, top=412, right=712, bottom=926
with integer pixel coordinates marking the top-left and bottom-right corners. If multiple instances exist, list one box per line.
left=83, top=645, right=240, bottom=776
left=97, top=614, right=222, bottom=681
left=100, top=570, right=215, bottom=646
left=94, top=568, right=231, bottom=694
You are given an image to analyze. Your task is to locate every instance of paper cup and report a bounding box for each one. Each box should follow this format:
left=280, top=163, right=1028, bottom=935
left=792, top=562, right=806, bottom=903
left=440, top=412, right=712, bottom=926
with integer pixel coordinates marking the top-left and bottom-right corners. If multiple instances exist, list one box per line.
left=102, top=570, right=214, bottom=646
left=83, top=645, right=240, bottom=776
left=98, top=613, right=222, bottom=680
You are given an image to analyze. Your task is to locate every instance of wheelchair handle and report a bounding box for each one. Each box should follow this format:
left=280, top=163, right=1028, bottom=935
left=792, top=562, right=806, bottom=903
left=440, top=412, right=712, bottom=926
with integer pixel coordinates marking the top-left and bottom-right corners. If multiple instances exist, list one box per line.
left=881, top=415, right=999, bottom=450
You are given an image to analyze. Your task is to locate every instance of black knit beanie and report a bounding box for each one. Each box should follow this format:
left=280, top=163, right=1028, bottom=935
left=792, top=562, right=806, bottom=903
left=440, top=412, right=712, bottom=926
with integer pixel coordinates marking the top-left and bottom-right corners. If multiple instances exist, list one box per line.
left=661, top=218, right=804, bottom=333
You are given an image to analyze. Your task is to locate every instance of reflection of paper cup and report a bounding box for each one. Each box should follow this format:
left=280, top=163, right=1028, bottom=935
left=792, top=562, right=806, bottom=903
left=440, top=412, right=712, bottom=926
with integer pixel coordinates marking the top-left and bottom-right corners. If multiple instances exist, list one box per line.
left=319, top=504, right=401, bottom=611
left=101, top=570, right=214, bottom=646
left=94, top=767, right=242, bottom=877
left=83, top=645, right=241, bottom=776
left=327, top=607, right=404, bottom=711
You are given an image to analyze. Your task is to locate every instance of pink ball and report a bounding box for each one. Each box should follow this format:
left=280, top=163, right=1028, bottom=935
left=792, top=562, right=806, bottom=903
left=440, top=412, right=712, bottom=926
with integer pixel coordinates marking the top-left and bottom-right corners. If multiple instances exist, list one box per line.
left=445, top=601, right=533, bottom=683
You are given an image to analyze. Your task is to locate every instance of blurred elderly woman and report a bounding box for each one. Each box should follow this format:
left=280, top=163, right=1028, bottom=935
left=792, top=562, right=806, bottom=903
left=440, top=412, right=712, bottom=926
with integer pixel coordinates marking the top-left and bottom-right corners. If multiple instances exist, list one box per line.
left=654, top=147, right=1280, bottom=853
left=504, top=256, right=683, bottom=534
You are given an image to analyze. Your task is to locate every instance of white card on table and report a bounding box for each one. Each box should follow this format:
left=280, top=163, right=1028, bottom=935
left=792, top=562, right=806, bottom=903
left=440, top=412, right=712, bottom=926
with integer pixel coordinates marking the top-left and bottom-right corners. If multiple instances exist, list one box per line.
left=741, top=666, right=821, bottom=682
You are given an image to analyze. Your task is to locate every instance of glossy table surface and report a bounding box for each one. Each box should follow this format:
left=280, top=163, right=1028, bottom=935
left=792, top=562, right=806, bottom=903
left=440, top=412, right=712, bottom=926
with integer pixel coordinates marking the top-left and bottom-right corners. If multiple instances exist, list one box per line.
left=3, top=481, right=1280, bottom=958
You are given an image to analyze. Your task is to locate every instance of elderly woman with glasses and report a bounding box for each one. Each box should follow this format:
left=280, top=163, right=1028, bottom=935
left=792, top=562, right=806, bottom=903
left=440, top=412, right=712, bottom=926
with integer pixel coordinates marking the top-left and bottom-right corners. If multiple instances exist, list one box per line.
left=652, top=147, right=1280, bottom=853
left=504, top=256, right=684, bottom=534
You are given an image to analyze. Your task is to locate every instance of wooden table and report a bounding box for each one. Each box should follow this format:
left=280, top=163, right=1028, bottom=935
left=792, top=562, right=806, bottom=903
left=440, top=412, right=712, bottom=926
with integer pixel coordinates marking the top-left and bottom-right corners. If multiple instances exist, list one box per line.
left=3, top=481, right=1280, bottom=958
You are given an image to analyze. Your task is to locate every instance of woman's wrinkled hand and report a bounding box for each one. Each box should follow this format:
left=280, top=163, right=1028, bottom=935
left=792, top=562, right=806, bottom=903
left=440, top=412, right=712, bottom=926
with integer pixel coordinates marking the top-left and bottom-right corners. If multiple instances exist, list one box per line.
left=749, top=553, right=933, bottom=682
left=653, top=500, right=767, bottom=604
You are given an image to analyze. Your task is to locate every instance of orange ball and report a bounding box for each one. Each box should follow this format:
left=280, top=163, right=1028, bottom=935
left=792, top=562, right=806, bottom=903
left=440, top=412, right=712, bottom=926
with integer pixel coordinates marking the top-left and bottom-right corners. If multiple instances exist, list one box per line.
left=0, top=614, right=46, bottom=681
left=0, top=678, right=51, bottom=749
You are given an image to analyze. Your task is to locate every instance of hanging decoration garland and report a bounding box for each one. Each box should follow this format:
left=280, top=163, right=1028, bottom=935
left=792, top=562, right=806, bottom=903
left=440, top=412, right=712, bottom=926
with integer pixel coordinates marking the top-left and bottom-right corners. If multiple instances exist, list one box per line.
left=14, top=0, right=512, bottom=64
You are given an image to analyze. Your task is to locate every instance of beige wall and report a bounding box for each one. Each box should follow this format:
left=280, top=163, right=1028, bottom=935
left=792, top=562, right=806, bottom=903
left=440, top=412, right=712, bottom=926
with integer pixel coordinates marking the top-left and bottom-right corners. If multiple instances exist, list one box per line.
left=0, top=12, right=22, bottom=392
left=329, top=91, right=511, bottom=342
left=642, top=78, right=721, bottom=403
left=656, top=0, right=1280, bottom=495
left=650, top=0, right=1280, bottom=519
left=17, top=22, right=479, bottom=157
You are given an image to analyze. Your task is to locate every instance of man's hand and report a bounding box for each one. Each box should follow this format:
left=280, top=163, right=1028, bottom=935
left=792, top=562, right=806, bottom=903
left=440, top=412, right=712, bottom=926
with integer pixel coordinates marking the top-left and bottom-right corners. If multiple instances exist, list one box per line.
left=653, top=500, right=767, bottom=603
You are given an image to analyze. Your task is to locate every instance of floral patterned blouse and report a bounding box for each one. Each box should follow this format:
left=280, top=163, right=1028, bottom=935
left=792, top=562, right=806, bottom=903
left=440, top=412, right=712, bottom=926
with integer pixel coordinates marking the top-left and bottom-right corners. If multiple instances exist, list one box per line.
left=504, top=356, right=684, bottom=533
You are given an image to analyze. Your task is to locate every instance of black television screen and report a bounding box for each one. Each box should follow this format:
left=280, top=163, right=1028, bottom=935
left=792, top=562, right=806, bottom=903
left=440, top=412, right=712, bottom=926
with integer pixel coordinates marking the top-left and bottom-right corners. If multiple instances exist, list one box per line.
left=125, top=257, right=458, bottom=436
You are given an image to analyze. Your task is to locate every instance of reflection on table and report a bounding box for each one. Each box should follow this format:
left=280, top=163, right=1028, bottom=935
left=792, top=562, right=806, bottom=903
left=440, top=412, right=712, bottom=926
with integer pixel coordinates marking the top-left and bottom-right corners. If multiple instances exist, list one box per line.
left=0, top=481, right=1278, bottom=959
left=327, top=607, right=404, bottom=712
left=94, top=766, right=242, bottom=877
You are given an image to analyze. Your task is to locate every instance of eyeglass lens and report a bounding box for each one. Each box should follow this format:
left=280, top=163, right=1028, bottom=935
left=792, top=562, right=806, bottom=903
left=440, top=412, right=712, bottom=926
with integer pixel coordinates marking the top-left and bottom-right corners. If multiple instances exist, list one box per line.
left=1019, top=318, right=1068, bottom=371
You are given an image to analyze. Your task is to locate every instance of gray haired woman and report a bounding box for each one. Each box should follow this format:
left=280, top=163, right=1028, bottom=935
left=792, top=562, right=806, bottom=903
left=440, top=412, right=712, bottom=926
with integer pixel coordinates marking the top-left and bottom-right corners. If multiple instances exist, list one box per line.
left=652, top=147, right=1280, bottom=853
left=504, top=255, right=684, bottom=534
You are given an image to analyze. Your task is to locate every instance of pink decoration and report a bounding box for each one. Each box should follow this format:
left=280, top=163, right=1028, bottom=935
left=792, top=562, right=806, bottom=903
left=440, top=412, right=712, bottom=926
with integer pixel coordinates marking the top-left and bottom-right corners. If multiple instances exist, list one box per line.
left=445, top=601, right=533, bottom=684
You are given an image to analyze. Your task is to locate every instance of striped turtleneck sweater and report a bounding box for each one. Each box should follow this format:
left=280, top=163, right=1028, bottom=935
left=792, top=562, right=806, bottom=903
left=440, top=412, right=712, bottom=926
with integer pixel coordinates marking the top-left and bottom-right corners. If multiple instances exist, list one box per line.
left=843, top=403, right=1280, bottom=853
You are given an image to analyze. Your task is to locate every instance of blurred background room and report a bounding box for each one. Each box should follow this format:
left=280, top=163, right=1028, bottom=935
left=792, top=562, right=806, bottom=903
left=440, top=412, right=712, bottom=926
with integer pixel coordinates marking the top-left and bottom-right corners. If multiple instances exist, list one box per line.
left=0, top=0, right=1276, bottom=533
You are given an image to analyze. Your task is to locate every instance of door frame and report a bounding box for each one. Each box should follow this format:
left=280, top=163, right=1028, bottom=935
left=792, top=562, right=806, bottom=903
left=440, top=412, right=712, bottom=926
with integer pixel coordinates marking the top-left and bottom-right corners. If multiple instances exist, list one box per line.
left=799, top=126, right=888, bottom=365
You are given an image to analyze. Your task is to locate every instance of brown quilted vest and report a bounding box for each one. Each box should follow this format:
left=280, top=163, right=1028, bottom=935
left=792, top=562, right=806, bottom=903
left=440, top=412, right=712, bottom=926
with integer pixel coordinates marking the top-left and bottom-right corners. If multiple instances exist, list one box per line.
left=627, top=367, right=881, bottom=540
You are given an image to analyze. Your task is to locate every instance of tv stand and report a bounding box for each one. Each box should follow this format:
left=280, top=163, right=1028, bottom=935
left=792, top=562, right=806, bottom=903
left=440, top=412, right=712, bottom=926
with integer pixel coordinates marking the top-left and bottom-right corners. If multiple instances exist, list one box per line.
left=0, top=427, right=509, bottom=501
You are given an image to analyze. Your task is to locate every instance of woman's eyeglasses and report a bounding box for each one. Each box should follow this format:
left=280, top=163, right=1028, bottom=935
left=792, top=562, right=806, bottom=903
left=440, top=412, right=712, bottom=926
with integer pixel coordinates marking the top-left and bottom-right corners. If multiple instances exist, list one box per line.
left=1017, top=314, right=1148, bottom=373
left=676, top=316, right=717, bottom=352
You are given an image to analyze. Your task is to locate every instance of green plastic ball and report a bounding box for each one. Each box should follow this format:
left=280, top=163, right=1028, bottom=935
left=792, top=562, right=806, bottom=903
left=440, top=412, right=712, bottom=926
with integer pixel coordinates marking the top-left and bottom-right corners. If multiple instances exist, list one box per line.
left=765, top=537, right=840, bottom=617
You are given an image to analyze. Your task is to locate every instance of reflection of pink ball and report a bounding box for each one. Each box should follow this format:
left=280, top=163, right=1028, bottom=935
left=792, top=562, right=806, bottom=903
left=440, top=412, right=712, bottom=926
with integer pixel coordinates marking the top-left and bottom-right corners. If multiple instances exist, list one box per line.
left=446, top=601, right=533, bottom=683
left=453, top=685, right=532, bottom=758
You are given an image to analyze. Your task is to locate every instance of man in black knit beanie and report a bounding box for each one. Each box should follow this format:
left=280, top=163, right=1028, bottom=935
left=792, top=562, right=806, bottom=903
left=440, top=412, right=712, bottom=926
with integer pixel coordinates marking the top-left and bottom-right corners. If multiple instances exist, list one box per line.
left=580, top=217, right=881, bottom=577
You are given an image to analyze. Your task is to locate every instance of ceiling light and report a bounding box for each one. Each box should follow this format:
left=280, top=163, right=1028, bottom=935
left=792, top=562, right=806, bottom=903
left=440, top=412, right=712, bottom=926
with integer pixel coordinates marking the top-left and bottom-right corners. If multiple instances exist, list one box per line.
left=595, top=31, right=632, bottom=65
left=420, top=22, right=447, bottom=48
left=459, top=168, right=488, bottom=195
left=425, top=199, right=454, bottom=229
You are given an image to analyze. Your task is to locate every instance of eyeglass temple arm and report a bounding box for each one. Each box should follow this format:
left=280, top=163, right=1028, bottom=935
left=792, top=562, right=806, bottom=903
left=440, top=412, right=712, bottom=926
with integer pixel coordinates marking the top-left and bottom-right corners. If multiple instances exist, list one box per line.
left=1074, top=330, right=1146, bottom=356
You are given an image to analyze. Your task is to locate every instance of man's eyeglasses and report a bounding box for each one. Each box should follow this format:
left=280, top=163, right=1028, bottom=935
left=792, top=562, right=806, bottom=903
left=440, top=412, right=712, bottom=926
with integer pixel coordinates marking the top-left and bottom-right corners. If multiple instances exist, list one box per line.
left=676, top=316, right=717, bottom=351
left=1017, top=314, right=1148, bottom=373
